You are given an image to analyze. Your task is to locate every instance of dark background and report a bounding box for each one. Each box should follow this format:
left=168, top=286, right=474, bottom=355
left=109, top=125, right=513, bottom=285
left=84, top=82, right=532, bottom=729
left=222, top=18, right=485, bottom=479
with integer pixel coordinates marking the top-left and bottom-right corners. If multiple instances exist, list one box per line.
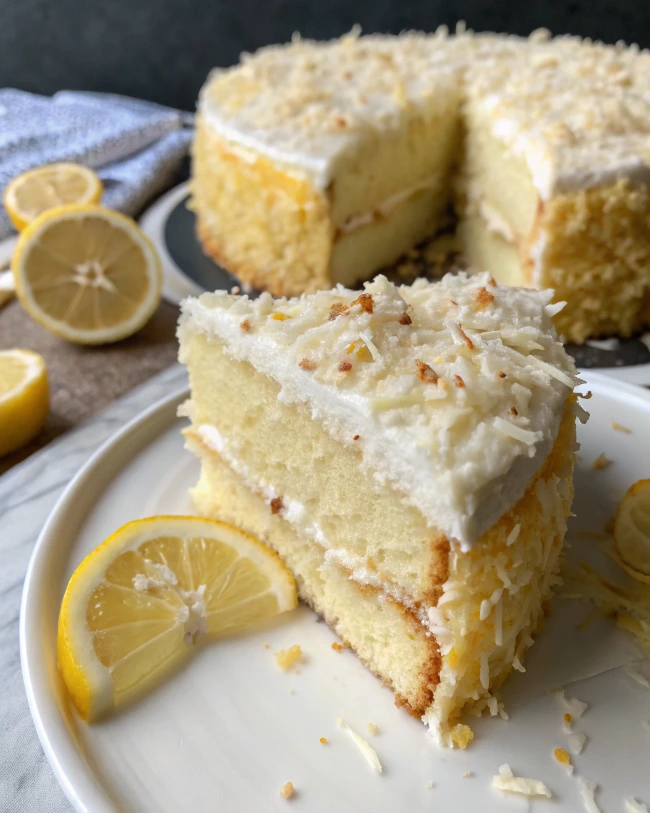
left=1, top=0, right=649, bottom=111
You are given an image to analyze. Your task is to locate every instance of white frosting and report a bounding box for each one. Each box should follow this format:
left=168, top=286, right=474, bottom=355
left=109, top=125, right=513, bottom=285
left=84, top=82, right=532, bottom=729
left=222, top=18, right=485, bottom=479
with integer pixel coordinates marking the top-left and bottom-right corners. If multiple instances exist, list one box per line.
left=467, top=35, right=650, bottom=199
left=200, top=31, right=460, bottom=190
left=180, top=272, right=578, bottom=547
left=199, top=29, right=650, bottom=201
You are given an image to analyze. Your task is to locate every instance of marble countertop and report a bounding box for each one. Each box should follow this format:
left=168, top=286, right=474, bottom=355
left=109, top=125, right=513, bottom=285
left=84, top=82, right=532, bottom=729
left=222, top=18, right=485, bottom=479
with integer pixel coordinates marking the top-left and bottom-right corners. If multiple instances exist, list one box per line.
left=0, top=297, right=180, bottom=476
left=0, top=364, right=187, bottom=812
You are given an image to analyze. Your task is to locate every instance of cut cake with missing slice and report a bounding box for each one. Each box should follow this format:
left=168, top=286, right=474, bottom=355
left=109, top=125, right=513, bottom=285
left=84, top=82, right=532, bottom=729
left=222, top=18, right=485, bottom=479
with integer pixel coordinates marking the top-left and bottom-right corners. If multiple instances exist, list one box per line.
left=178, top=272, right=583, bottom=744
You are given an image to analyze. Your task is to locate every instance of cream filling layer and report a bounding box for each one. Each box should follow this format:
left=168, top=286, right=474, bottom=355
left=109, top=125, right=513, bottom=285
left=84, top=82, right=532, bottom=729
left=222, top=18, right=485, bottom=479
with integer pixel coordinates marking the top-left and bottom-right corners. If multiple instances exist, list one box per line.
left=196, top=422, right=433, bottom=629
left=337, top=176, right=438, bottom=235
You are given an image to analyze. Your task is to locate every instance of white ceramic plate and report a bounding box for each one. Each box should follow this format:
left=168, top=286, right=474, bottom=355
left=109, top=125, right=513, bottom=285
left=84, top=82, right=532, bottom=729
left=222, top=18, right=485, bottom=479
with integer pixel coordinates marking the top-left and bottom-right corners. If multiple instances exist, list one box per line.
left=21, top=372, right=650, bottom=813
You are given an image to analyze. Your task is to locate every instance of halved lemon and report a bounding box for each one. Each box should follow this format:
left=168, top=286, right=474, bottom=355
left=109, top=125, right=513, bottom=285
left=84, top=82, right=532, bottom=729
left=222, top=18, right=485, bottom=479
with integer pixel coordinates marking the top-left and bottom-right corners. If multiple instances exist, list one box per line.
left=57, top=516, right=297, bottom=721
left=12, top=204, right=162, bottom=344
left=0, top=349, right=49, bottom=457
left=614, top=479, right=650, bottom=586
left=4, top=163, right=103, bottom=231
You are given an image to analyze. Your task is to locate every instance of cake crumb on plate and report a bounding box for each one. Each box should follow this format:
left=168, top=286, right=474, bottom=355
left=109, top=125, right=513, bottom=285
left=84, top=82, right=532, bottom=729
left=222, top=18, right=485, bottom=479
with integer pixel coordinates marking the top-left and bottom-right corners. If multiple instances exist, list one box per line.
left=553, top=748, right=573, bottom=774
left=279, top=781, right=294, bottom=800
left=611, top=421, right=632, bottom=433
left=450, top=723, right=474, bottom=749
left=367, top=722, right=379, bottom=736
left=275, top=645, right=302, bottom=670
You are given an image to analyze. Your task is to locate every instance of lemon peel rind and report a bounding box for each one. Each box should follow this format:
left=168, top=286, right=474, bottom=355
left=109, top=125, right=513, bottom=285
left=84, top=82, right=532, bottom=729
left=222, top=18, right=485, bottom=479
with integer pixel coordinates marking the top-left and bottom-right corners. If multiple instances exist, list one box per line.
left=3, top=163, right=103, bottom=231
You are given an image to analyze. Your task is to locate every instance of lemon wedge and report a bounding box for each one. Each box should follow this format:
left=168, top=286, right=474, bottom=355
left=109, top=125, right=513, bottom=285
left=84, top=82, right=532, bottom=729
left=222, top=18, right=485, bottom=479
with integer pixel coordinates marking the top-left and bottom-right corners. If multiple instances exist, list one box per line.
left=4, top=163, right=103, bottom=231
left=57, top=516, right=297, bottom=721
left=614, top=479, right=650, bottom=585
left=0, top=349, right=49, bottom=457
left=12, top=204, right=162, bottom=344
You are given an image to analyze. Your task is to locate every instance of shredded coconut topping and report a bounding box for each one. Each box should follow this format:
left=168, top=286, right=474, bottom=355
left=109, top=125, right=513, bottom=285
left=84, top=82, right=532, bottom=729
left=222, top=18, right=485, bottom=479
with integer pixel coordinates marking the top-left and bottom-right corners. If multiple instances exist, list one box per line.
left=492, top=764, right=552, bottom=798
left=180, top=272, right=578, bottom=547
left=337, top=717, right=383, bottom=773
left=200, top=28, right=650, bottom=197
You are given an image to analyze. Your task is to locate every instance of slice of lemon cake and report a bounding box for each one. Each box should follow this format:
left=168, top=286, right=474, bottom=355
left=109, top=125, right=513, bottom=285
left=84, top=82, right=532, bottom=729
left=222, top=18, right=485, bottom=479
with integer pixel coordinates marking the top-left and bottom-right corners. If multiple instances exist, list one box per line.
left=179, top=273, right=583, bottom=743
left=192, top=32, right=461, bottom=297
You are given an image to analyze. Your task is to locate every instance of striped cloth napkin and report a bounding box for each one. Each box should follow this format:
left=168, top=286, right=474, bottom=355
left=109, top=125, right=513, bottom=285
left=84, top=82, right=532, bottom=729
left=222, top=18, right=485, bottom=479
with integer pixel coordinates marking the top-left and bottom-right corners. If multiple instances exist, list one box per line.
left=0, top=88, right=193, bottom=242
left=0, top=88, right=193, bottom=307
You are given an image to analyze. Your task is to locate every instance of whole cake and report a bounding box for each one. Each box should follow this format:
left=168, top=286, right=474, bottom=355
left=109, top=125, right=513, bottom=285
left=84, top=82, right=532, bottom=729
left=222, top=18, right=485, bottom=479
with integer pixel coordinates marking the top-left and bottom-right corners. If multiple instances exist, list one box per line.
left=178, top=272, right=582, bottom=743
left=191, top=28, right=650, bottom=344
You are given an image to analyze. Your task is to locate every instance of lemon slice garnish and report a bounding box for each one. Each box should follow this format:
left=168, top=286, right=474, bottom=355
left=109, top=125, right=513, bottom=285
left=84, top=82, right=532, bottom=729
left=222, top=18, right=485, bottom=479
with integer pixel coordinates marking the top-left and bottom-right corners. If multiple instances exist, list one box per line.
left=614, top=479, right=650, bottom=585
left=12, top=204, right=162, bottom=345
left=57, top=516, right=297, bottom=721
left=0, top=348, right=49, bottom=457
left=4, top=163, right=103, bottom=231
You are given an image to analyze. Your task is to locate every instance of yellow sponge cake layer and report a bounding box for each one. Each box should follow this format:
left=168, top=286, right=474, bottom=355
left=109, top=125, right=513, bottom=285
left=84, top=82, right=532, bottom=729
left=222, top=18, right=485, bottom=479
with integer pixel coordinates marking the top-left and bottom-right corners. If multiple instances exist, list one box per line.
left=192, top=120, right=333, bottom=295
left=186, top=433, right=442, bottom=716
left=178, top=273, right=581, bottom=742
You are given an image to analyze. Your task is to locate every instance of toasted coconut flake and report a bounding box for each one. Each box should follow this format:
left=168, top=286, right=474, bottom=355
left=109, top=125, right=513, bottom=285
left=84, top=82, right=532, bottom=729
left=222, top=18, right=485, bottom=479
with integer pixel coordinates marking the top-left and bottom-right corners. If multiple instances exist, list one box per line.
left=399, top=312, right=412, bottom=325
left=591, top=453, right=612, bottom=470
left=240, top=319, right=251, bottom=332
left=338, top=360, right=353, bottom=372
left=270, top=496, right=284, bottom=514
left=329, top=302, right=348, bottom=320
left=299, top=357, right=316, bottom=371
left=474, top=286, right=495, bottom=310
left=416, top=360, right=439, bottom=384
left=351, top=292, right=374, bottom=314
left=337, top=717, right=383, bottom=773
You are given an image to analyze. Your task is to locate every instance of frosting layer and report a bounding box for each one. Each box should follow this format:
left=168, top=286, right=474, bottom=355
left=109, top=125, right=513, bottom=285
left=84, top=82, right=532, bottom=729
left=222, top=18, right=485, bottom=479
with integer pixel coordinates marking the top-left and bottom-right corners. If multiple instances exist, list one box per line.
left=199, top=28, right=650, bottom=200
left=179, top=273, right=579, bottom=547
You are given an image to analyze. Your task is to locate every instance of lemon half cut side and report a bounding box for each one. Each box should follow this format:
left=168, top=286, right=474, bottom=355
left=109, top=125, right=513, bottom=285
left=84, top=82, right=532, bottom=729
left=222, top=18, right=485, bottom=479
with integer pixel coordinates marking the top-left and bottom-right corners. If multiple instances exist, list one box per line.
left=13, top=204, right=162, bottom=345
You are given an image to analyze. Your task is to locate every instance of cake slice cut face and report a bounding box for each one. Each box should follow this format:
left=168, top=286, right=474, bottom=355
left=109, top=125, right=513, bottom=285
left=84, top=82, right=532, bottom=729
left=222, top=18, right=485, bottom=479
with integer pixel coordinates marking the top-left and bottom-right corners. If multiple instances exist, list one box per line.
left=178, top=273, right=581, bottom=743
left=457, top=34, right=650, bottom=343
left=192, top=33, right=461, bottom=297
